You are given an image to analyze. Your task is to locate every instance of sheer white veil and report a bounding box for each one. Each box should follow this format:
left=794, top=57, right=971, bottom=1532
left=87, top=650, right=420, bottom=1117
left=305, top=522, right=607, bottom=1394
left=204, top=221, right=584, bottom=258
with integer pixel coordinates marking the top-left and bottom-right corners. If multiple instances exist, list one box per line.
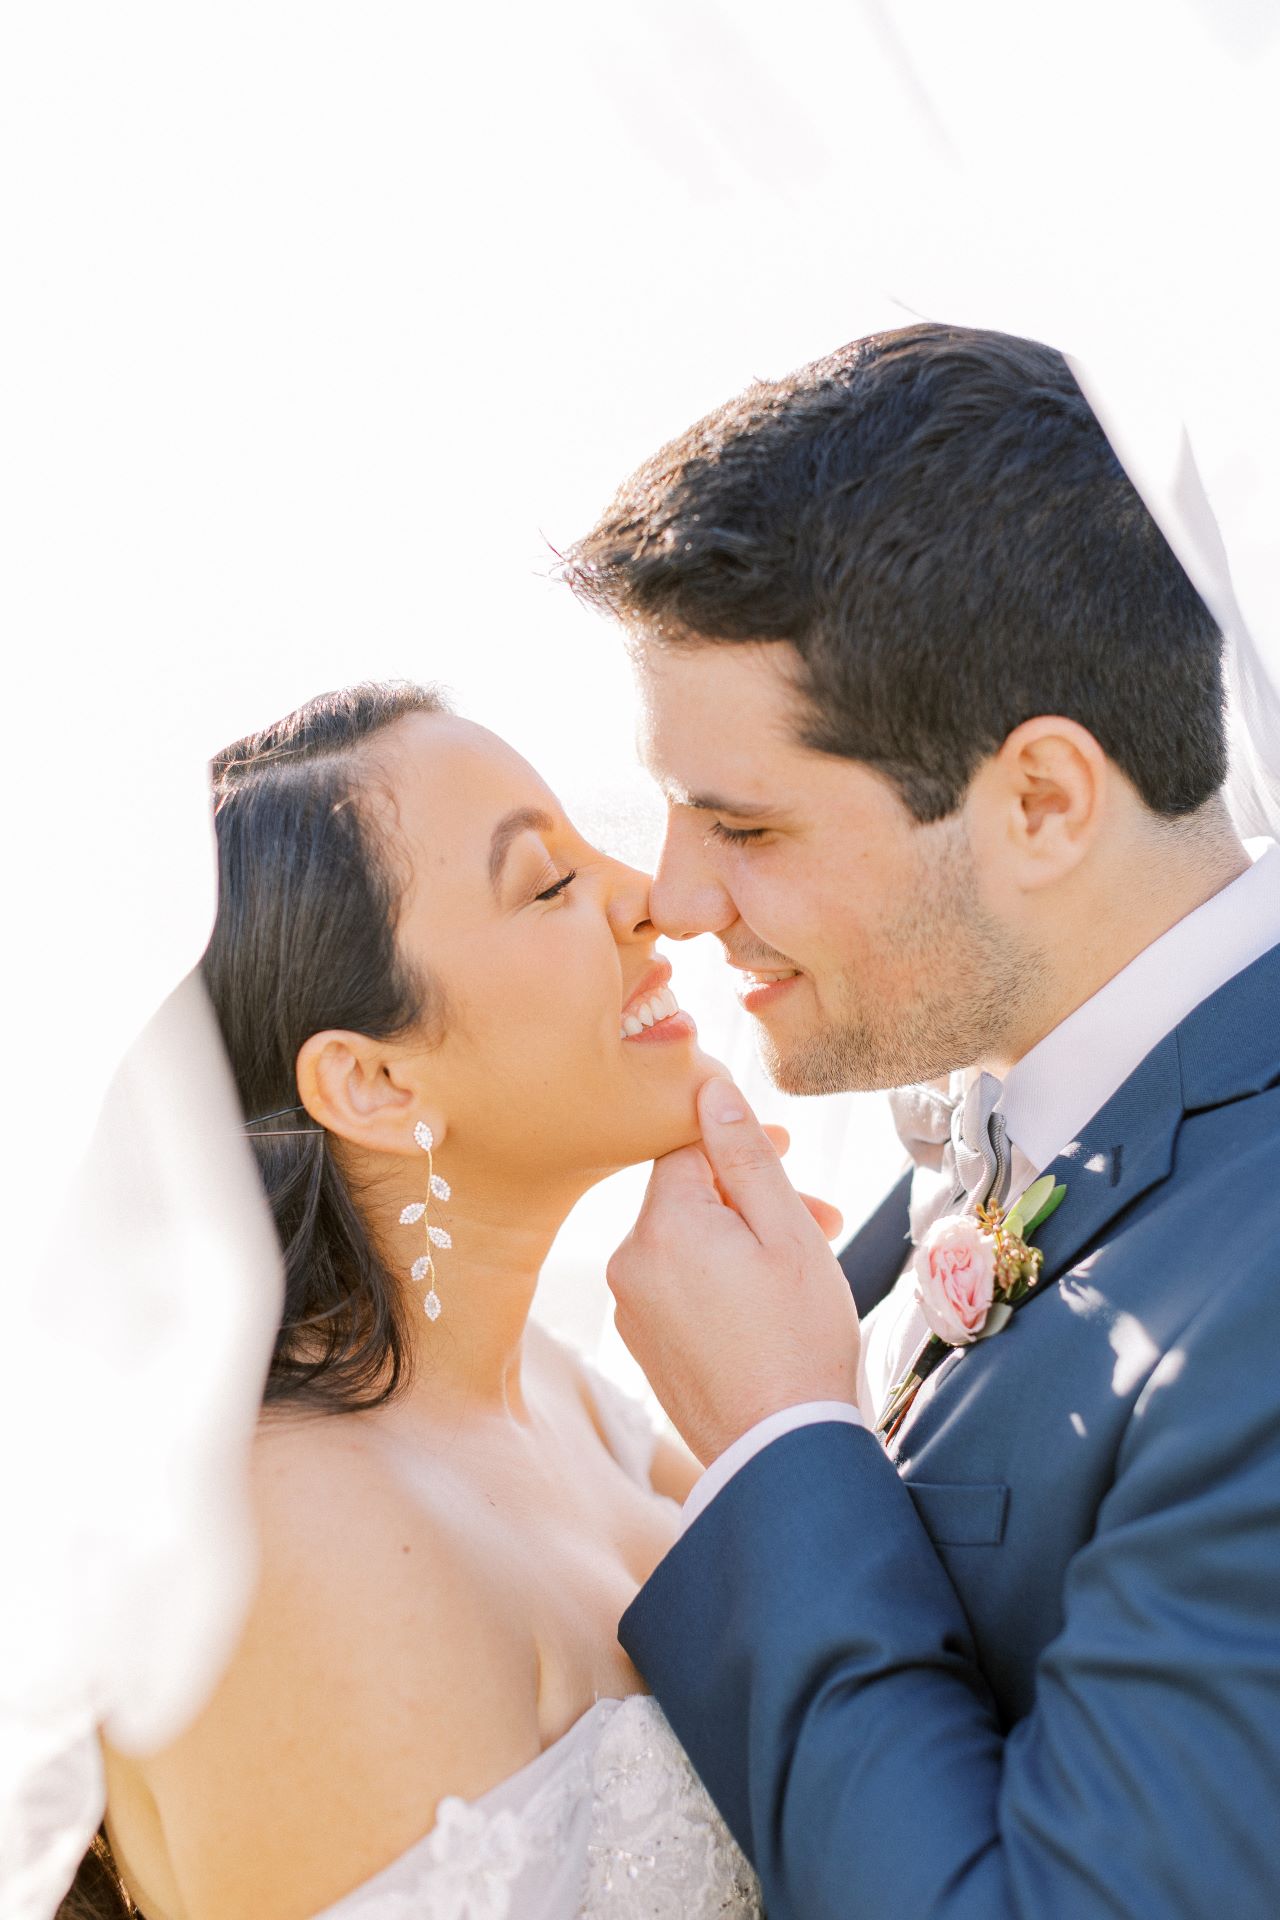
left=1224, top=623, right=1280, bottom=840
left=1068, top=369, right=1280, bottom=844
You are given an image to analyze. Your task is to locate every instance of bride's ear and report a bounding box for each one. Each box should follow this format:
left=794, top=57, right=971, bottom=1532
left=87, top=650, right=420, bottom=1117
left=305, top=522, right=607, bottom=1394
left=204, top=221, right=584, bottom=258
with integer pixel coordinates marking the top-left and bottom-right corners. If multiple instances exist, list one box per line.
left=295, top=1031, right=447, bottom=1156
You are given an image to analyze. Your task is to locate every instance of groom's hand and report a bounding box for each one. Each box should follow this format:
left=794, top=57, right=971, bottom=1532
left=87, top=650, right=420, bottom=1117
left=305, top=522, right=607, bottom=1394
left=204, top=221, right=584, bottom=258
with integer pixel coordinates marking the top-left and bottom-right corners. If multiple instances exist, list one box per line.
left=607, top=1076, right=861, bottom=1466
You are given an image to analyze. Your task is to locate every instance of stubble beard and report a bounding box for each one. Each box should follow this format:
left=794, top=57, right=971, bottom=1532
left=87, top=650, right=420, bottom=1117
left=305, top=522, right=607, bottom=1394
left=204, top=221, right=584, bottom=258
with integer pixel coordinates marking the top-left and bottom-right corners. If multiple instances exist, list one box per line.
left=758, top=835, right=1042, bottom=1096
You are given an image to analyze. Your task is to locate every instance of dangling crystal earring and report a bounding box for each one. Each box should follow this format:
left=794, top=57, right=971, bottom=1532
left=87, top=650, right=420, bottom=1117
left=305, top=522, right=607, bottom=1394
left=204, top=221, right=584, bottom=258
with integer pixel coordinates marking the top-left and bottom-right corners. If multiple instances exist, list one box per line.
left=400, top=1121, right=452, bottom=1321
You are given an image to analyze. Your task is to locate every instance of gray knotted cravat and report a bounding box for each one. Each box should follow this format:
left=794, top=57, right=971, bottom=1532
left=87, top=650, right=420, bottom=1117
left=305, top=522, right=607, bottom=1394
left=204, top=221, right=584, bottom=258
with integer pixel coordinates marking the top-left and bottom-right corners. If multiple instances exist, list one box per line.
left=888, top=1070, right=1013, bottom=1244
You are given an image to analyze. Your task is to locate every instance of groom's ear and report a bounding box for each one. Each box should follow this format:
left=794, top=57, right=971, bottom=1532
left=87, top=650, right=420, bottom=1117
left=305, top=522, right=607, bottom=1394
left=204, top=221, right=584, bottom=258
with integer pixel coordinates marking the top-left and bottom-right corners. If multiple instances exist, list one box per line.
left=985, top=716, right=1108, bottom=889
left=295, top=1031, right=447, bottom=1156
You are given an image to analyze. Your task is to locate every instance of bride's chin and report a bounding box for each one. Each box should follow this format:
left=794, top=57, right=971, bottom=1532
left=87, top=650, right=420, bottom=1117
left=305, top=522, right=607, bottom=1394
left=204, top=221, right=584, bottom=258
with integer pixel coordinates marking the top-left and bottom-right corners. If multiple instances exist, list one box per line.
left=631, top=1054, right=728, bottom=1160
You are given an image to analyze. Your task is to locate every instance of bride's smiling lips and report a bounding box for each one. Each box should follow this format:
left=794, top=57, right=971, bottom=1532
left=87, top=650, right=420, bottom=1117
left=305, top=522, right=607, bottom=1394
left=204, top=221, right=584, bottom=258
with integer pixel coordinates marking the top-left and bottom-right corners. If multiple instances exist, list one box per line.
left=620, top=957, right=698, bottom=1046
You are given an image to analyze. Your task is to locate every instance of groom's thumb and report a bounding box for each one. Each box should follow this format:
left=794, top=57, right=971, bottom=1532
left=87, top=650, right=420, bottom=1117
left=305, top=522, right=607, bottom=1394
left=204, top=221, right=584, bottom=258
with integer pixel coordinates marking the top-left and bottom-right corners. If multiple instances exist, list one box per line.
left=698, top=1075, right=809, bottom=1243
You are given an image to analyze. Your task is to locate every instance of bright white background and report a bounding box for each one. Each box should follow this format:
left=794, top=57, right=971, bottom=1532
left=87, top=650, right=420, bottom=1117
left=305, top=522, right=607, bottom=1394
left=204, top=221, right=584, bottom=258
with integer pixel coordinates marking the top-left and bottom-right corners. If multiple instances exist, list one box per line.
left=9, top=0, right=1277, bottom=1293
left=4, top=6, right=1280, bottom=1909
left=7, top=0, right=1279, bottom=1233
left=4, top=1, right=951, bottom=1351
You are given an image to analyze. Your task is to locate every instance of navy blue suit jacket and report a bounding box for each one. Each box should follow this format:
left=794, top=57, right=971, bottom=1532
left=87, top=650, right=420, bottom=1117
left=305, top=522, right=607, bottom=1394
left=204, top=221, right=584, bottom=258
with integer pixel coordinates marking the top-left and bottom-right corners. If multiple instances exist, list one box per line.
left=620, top=941, right=1280, bottom=1918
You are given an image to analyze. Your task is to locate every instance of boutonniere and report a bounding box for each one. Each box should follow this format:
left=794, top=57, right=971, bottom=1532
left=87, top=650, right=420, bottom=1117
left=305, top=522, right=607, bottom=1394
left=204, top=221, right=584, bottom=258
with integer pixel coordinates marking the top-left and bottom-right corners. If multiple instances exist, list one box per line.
left=876, top=1174, right=1067, bottom=1447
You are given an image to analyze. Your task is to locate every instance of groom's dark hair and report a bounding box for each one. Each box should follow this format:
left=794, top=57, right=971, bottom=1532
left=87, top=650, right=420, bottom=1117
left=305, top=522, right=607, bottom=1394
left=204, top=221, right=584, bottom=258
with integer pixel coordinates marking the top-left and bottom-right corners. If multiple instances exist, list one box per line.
left=562, top=323, right=1226, bottom=822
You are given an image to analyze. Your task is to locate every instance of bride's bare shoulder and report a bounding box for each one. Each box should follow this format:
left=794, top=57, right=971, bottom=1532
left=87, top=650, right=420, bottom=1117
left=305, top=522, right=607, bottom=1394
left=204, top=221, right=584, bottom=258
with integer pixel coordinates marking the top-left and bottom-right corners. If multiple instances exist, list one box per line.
left=244, top=1407, right=539, bottom=1702
left=123, top=1412, right=539, bottom=1919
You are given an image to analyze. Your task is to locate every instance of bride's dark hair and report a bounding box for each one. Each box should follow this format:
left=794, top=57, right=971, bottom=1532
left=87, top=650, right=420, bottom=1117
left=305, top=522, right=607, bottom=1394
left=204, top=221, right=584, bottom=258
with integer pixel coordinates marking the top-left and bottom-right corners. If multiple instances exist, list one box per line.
left=58, top=679, right=450, bottom=1919
left=203, top=677, right=452, bottom=1414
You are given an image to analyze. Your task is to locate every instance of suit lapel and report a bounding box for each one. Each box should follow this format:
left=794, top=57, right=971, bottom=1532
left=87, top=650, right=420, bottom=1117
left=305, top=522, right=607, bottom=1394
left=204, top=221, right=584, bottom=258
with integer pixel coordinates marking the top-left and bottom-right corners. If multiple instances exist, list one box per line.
left=1026, top=1033, right=1184, bottom=1289
left=901, top=937, right=1280, bottom=1428
left=1029, top=936, right=1280, bottom=1286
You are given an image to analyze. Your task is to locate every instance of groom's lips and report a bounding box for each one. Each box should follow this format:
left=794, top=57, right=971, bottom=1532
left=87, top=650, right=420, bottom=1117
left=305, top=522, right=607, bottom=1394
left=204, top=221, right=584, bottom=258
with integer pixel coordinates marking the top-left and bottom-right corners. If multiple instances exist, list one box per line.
left=729, top=961, right=803, bottom=1014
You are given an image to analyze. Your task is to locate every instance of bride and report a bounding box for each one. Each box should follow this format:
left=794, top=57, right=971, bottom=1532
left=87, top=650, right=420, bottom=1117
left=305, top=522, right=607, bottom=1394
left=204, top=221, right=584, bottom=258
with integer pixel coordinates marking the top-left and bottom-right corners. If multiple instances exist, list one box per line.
left=76, top=681, right=763, bottom=1919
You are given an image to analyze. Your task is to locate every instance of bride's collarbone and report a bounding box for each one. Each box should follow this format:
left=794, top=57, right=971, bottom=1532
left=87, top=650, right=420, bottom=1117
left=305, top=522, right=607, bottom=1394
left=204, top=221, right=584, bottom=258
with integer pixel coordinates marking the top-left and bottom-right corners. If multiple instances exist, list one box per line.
left=378, top=1418, right=673, bottom=1613
left=256, top=1388, right=669, bottom=1669
left=342, top=1360, right=677, bottom=1574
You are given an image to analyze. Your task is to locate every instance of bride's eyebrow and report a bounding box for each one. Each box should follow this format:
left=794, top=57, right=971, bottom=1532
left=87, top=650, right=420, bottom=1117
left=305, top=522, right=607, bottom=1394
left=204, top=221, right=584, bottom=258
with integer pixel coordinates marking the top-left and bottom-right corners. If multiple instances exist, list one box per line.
left=489, top=806, right=557, bottom=892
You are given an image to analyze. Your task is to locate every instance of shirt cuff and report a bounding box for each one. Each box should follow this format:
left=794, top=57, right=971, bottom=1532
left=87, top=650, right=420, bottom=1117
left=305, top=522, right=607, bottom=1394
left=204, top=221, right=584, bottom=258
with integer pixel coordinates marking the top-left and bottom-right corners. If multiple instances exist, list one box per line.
left=680, top=1401, right=864, bottom=1533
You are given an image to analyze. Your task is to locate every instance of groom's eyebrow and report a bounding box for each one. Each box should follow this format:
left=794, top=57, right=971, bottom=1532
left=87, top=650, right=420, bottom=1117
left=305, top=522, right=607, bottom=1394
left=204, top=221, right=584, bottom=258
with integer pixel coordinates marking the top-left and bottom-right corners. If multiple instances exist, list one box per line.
left=489, top=806, right=556, bottom=890
left=677, top=789, right=774, bottom=819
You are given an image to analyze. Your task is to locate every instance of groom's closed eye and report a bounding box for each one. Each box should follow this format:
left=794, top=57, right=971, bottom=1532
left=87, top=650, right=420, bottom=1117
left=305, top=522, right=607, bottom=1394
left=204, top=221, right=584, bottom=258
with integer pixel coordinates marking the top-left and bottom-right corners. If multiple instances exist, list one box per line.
left=671, top=789, right=783, bottom=847
left=708, top=822, right=769, bottom=846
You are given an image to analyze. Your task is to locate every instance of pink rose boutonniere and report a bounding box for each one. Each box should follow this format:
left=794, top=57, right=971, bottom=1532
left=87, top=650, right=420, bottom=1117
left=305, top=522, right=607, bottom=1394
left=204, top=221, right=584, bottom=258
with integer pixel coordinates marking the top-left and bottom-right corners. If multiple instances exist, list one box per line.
left=876, top=1175, right=1067, bottom=1446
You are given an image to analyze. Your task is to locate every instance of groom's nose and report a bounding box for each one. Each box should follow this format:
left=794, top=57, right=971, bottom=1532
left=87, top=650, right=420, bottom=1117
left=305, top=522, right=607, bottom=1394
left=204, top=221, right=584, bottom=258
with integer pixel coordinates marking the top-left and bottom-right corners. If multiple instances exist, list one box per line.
left=649, top=815, right=738, bottom=941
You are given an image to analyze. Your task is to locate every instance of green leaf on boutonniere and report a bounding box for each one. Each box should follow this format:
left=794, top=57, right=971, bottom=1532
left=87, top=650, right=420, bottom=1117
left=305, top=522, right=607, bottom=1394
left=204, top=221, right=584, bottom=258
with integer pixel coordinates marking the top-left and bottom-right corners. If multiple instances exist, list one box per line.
left=974, top=1299, right=1014, bottom=1340
left=1003, top=1174, right=1057, bottom=1240
left=1021, top=1181, right=1067, bottom=1238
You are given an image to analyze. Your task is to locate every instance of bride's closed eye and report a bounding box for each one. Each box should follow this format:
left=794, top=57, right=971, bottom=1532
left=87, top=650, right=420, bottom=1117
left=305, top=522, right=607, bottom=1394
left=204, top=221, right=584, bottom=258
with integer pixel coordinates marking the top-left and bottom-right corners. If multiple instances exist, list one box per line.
left=534, top=868, right=578, bottom=903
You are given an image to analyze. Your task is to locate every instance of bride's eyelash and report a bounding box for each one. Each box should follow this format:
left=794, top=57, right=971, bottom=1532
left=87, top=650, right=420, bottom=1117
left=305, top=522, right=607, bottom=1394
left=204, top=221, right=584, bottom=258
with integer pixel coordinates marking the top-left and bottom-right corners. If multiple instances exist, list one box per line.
left=535, top=868, right=577, bottom=902
left=708, top=822, right=767, bottom=846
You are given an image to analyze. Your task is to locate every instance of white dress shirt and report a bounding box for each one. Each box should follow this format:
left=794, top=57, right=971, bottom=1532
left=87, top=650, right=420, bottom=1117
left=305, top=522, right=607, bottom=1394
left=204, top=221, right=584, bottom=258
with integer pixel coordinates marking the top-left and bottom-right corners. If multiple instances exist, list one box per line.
left=682, top=839, right=1280, bottom=1531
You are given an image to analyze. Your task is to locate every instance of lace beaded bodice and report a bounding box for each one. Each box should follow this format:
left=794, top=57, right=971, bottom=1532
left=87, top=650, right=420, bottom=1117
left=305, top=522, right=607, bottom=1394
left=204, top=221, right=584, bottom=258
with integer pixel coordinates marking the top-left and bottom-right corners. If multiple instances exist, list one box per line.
left=311, top=1361, right=761, bottom=1918
left=313, top=1693, right=760, bottom=1919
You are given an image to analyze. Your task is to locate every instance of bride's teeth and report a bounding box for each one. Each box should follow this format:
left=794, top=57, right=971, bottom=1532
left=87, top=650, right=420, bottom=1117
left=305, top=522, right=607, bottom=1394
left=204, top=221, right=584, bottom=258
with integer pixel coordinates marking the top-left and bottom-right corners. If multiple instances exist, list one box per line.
left=620, top=984, right=685, bottom=1038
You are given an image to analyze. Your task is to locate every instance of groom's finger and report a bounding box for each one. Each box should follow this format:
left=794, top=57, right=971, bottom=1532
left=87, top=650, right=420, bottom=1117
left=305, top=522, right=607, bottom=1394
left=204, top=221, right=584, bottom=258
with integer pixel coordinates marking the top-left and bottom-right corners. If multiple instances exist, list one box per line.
left=697, top=1076, right=818, bottom=1247
left=635, top=1140, right=722, bottom=1228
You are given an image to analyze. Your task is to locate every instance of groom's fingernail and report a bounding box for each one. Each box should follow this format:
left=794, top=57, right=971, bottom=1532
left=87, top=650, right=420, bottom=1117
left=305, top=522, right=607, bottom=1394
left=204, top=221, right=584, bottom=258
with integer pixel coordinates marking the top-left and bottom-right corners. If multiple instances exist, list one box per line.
left=702, top=1077, right=747, bottom=1125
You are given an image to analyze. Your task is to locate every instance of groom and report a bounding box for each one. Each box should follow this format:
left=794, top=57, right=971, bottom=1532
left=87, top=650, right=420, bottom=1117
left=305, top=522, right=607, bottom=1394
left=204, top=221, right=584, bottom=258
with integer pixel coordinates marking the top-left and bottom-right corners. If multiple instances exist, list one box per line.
left=565, top=325, right=1280, bottom=1918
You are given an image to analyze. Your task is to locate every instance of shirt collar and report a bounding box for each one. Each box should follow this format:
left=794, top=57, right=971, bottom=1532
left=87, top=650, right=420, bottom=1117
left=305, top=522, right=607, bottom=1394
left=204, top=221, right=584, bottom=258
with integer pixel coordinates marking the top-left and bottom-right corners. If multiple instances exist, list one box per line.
left=997, top=839, right=1280, bottom=1176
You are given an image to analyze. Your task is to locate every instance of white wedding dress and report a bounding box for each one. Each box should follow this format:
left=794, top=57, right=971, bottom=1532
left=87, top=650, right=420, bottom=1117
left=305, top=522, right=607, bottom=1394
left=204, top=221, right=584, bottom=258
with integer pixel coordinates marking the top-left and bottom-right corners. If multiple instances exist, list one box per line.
left=310, top=1369, right=762, bottom=1920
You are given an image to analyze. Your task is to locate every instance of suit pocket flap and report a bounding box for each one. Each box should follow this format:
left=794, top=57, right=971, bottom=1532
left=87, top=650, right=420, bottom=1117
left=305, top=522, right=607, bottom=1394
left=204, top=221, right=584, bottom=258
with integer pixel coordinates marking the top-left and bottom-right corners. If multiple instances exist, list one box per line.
left=907, top=1480, right=1009, bottom=1546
